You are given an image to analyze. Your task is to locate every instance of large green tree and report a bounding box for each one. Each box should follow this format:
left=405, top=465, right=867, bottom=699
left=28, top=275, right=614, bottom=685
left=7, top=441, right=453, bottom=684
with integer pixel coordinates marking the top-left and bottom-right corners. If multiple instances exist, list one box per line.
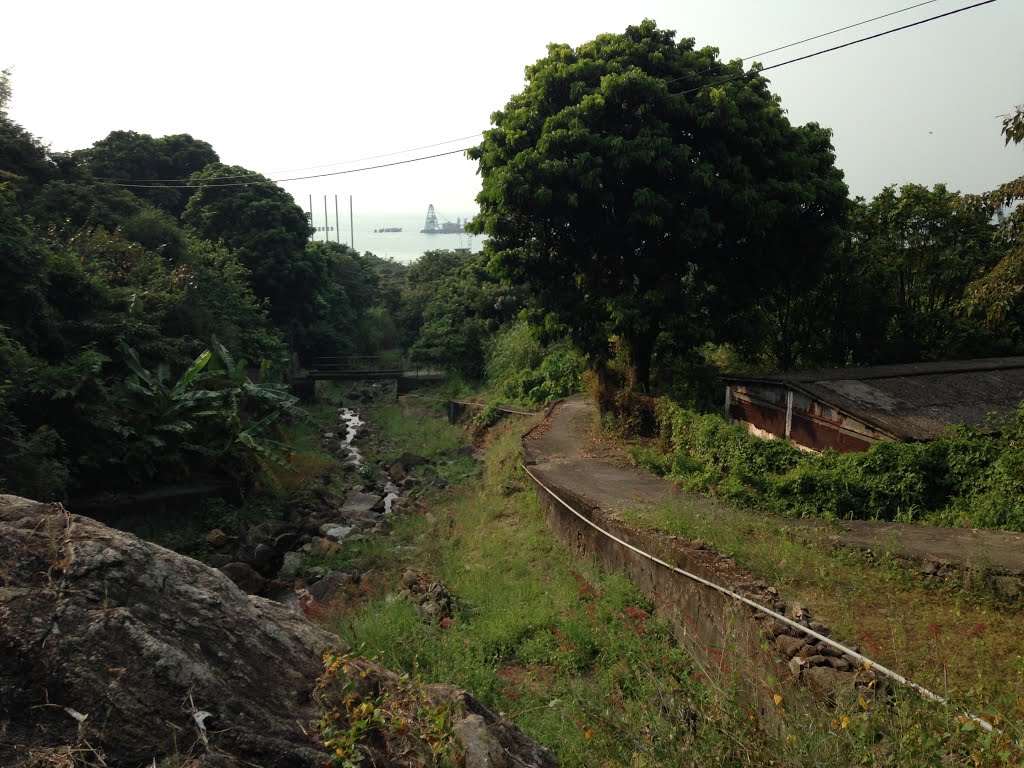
left=469, top=20, right=848, bottom=387
left=181, top=164, right=312, bottom=328
left=81, top=130, right=219, bottom=216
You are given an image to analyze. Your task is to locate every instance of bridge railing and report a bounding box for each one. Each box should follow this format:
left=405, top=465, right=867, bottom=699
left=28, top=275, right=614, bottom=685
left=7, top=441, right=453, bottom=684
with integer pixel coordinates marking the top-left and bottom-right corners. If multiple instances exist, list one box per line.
left=307, top=354, right=405, bottom=374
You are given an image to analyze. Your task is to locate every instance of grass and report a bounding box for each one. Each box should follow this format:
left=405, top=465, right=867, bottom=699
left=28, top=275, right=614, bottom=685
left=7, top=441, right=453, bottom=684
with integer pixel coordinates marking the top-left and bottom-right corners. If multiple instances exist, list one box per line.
left=310, top=399, right=1024, bottom=766
left=618, top=495, right=1024, bottom=746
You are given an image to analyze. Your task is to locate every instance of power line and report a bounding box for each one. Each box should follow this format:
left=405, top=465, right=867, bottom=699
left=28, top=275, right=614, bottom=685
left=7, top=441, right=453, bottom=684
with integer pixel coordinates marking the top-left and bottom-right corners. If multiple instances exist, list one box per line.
left=677, top=0, right=998, bottom=95
left=740, top=0, right=942, bottom=62
left=101, top=0, right=998, bottom=190
left=93, top=133, right=484, bottom=183
left=105, top=147, right=472, bottom=189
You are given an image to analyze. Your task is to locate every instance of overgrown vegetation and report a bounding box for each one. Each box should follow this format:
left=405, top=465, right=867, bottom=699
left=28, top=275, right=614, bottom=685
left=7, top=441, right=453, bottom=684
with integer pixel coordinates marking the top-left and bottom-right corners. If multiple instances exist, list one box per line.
left=316, top=400, right=1022, bottom=766
left=628, top=397, right=1024, bottom=531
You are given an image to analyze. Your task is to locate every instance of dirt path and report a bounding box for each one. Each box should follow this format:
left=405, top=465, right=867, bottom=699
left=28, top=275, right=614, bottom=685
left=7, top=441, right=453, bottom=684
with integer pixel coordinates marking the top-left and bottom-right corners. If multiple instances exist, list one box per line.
left=525, top=396, right=1024, bottom=575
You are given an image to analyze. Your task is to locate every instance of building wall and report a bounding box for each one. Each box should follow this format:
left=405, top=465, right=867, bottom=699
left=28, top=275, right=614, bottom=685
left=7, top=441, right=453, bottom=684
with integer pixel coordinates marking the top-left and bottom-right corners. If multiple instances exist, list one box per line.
left=726, top=383, right=888, bottom=453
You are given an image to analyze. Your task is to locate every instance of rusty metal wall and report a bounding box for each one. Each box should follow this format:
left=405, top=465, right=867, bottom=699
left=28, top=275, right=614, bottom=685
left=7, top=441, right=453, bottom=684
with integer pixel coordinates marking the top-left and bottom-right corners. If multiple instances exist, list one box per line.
left=727, top=383, right=887, bottom=453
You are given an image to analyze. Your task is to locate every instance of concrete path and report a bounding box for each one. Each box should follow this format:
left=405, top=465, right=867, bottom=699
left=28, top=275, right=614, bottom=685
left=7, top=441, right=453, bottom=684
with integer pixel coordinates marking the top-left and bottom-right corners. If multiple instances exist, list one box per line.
left=524, top=396, right=1024, bottom=575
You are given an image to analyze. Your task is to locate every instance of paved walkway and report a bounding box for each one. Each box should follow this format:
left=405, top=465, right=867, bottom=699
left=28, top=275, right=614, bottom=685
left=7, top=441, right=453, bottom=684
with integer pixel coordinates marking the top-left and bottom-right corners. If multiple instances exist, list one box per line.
left=524, top=396, right=1024, bottom=575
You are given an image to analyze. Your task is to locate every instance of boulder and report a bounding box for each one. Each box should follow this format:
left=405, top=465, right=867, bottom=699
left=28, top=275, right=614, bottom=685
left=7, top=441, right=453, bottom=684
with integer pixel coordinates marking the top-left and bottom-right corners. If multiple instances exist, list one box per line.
left=0, top=495, right=338, bottom=768
left=219, top=561, right=268, bottom=595
left=340, top=491, right=382, bottom=515
left=307, top=572, right=357, bottom=604
left=278, top=551, right=304, bottom=582
left=273, top=531, right=301, bottom=554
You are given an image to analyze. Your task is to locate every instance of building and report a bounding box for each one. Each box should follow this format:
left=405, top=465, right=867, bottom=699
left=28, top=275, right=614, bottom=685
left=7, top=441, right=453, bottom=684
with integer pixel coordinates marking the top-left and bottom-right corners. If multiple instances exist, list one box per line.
left=723, top=357, right=1024, bottom=453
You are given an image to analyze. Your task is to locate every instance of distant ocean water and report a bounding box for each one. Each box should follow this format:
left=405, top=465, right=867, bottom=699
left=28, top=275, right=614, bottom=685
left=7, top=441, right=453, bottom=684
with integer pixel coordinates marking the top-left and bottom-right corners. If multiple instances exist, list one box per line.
left=307, top=210, right=485, bottom=264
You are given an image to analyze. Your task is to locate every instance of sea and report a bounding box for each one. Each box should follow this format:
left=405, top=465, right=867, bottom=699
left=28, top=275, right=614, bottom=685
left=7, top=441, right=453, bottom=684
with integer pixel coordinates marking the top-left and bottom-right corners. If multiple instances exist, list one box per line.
left=307, top=210, right=485, bottom=264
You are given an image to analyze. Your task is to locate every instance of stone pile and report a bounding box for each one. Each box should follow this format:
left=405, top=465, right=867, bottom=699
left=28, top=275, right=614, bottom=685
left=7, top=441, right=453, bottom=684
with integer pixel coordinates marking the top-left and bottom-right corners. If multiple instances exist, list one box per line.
left=759, top=603, right=886, bottom=694
left=398, top=568, right=455, bottom=622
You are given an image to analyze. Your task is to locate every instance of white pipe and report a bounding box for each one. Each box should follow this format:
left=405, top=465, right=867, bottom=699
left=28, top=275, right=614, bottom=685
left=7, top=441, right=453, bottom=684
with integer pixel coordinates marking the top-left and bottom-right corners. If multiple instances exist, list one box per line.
left=522, top=463, right=994, bottom=733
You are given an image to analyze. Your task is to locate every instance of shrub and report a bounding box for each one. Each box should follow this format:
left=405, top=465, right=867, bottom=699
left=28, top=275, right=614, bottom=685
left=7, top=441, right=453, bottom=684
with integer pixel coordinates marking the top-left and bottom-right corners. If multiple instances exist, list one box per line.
left=646, top=397, right=1024, bottom=531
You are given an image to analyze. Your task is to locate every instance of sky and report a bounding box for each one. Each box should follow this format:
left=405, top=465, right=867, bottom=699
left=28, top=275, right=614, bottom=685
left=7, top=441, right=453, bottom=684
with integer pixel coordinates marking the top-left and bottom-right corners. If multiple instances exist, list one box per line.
left=3, top=0, right=1022, bottom=217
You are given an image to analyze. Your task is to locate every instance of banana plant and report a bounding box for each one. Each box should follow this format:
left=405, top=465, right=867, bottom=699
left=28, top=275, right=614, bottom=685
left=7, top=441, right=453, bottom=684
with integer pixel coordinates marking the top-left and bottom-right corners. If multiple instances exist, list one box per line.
left=114, top=339, right=304, bottom=486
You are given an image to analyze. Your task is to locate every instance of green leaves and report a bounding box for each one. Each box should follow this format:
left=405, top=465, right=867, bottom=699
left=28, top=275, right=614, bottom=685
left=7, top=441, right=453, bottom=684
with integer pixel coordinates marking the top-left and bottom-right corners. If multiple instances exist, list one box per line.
left=112, top=340, right=303, bottom=489
left=471, top=20, right=847, bottom=386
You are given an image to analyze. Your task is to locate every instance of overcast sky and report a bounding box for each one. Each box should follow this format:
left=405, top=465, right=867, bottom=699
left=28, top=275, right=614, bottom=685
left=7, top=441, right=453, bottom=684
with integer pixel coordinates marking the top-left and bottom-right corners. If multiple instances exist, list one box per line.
left=4, top=0, right=1022, bottom=216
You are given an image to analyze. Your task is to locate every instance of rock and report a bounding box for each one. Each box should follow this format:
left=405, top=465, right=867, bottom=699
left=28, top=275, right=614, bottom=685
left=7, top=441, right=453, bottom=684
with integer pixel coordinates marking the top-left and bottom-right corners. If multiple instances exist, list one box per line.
left=388, top=461, right=407, bottom=482
left=430, top=476, right=449, bottom=490
left=788, top=657, right=804, bottom=678
left=219, top=562, right=268, bottom=595
left=320, top=524, right=353, bottom=542
left=307, top=572, right=356, bottom=604
left=340, top=491, right=382, bottom=515
left=808, top=620, right=830, bottom=635
left=0, top=494, right=338, bottom=768
left=803, top=654, right=829, bottom=667
left=309, top=537, right=341, bottom=556
left=278, top=551, right=304, bottom=581
left=775, top=635, right=806, bottom=658
left=206, top=553, right=234, bottom=569
left=314, top=658, right=557, bottom=768
left=206, top=528, right=229, bottom=548
left=253, top=542, right=277, bottom=571
left=274, top=531, right=300, bottom=553
left=921, top=560, right=939, bottom=576
left=826, top=657, right=852, bottom=672
left=790, top=604, right=811, bottom=625
left=803, top=666, right=840, bottom=694
left=763, top=619, right=790, bottom=639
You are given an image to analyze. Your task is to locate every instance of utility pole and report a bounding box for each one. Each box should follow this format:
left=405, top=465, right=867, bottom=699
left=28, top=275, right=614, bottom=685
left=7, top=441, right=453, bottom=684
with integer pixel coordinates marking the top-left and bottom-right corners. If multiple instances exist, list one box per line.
left=323, top=196, right=329, bottom=243
left=350, top=195, right=354, bottom=251
left=308, top=195, right=313, bottom=240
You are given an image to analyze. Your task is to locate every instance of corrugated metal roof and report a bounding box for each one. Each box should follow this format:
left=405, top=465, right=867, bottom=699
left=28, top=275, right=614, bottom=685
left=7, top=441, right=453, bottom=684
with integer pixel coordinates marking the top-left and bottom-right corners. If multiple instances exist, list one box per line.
left=724, top=357, right=1024, bottom=441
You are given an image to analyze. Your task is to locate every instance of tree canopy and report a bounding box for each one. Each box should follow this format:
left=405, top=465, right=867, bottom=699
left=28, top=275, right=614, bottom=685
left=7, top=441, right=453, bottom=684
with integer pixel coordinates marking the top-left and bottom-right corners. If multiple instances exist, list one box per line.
left=469, top=20, right=848, bottom=386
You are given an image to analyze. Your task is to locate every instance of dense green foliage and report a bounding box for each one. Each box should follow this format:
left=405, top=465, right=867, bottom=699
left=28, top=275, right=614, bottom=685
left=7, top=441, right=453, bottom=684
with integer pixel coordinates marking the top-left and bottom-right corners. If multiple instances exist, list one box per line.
left=470, top=20, right=848, bottom=386
left=0, top=71, right=402, bottom=501
left=629, top=398, right=1024, bottom=531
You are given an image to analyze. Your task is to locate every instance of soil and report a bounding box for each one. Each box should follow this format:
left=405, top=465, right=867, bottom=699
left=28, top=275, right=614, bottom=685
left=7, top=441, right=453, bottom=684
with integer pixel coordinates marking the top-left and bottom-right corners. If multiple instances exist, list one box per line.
left=525, top=396, right=1024, bottom=575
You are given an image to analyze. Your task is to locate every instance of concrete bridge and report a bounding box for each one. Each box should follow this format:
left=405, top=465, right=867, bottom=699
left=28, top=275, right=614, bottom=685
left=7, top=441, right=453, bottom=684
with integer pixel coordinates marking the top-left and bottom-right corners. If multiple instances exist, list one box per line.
left=290, top=355, right=444, bottom=399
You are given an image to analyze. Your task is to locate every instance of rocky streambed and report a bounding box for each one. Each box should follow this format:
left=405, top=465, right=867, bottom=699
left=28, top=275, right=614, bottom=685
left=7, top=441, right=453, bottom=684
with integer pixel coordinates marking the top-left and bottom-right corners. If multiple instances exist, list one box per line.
left=0, top=385, right=559, bottom=767
left=205, top=384, right=470, bottom=615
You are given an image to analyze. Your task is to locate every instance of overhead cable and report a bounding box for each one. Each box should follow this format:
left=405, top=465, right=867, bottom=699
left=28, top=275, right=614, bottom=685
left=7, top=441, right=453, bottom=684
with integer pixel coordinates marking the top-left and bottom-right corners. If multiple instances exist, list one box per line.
left=93, top=133, right=484, bottom=183
left=677, top=0, right=999, bottom=95
left=739, top=0, right=942, bottom=62
left=100, top=0, right=998, bottom=189
left=106, top=147, right=472, bottom=189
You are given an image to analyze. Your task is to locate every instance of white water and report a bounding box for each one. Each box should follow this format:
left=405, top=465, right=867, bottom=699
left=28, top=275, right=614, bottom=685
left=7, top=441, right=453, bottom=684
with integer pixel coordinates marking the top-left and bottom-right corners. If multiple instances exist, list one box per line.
left=338, top=408, right=364, bottom=468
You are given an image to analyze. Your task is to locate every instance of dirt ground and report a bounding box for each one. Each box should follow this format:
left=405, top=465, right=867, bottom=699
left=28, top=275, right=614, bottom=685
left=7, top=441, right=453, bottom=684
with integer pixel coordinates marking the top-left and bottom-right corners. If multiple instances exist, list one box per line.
left=524, top=396, right=1024, bottom=575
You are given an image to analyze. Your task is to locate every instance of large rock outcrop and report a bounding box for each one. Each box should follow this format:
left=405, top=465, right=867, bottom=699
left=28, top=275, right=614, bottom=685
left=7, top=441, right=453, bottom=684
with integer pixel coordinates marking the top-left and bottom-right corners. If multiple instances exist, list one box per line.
left=0, top=495, right=337, bottom=767
left=0, top=495, right=560, bottom=768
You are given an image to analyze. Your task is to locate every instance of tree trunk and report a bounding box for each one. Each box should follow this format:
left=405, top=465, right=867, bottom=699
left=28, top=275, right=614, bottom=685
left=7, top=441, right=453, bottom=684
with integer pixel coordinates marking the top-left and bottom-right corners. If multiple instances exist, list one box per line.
left=624, top=328, right=657, bottom=390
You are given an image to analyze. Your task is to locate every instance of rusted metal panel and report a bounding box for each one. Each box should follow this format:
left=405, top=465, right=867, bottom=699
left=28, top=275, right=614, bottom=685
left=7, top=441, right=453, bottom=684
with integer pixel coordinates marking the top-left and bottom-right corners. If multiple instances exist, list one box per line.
left=728, top=383, right=886, bottom=453
left=789, top=412, right=873, bottom=453
left=727, top=384, right=787, bottom=439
